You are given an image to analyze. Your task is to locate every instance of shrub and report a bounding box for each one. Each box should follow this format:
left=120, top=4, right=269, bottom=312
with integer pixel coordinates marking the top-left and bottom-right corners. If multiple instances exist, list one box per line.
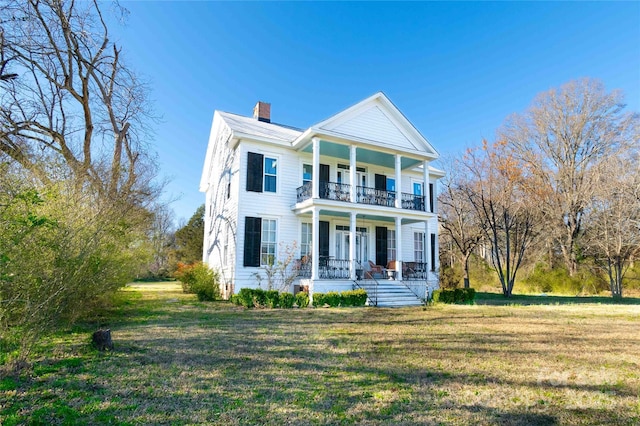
left=237, top=288, right=255, bottom=308
left=439, top=265, right=463, bottom=289
left=312, top=293, right=326, bottom=307
left=174, top=262, right=220, bottom=301
left=325, top=292, right=341, bottom=307
left=230, top=294, right=240, bottom=306
left=431, top=288, right=475, bottom=304
left=341, top=289, right=368, bottom=306
left=232, top=288, right=298, bottom=309
left=313, top=289, right=368, bottom=307
left=264, top=290, right=280, bottom=308
left=280, top=293, right=295, bottom=309
left=295, top=291, right=309, bottom=308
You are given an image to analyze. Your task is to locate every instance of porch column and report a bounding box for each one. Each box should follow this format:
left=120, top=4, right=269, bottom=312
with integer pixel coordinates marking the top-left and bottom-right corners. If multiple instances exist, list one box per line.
left=350, top=212, right=357, bottom=280
left=312, top=137, right=320, bottom=199
left=311, top=207, right=320, bottom=281
left=350, top=144, right=357, bottom=203
left=423, top=160, right=430, bottom=212
left=395, top=216, right=403, bottom=279
left=395, top=154, right=402, bottom=208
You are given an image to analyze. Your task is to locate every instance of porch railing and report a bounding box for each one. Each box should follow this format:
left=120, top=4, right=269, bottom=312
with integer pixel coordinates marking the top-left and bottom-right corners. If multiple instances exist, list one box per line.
left=356, top=186, right=396, bottom=207
left=296, top=257, right=351, bottom=279
left=296, top=182, right=427, bottom=212
left=401, top=192, right=425, bottom=211
left=296, top=182, right=312, bottom=203
left=401, top=261, right=429, bottom=280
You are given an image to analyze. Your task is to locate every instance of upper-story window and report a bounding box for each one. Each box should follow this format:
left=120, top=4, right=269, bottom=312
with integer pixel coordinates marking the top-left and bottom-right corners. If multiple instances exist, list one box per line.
left=264, top=158, right=277, bottom=193
left=303, top=164, right=312, bottom=185
left=246, top=152, right=277, bottom=193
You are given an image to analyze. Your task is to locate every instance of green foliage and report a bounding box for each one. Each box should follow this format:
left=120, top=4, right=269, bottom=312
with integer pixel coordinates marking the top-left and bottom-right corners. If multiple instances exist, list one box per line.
left=521, top=263, right=606, bottom=295
left=340, top=289, right=368, bottom=307
left=295, top=291, right=309, bottom=308
left=172, top=205, right=205, bottom=268
left=264, top=290, right=280, bottom=309
left=228, top=288, right=367, bottom=309
left=279, top=293, right=295, bottom=309
left=312, top=289, right=368, bottom=307
left=439, top=264, right=463, bottom=289
left=236, top=288, right=255, bottom=308
left=431, top=288, right=476, bottom=304
left=0, top=171, right=153, bottom=365
left=174, top=262, right=221, bottom=301
left=231, top=288, right=298, bottom=309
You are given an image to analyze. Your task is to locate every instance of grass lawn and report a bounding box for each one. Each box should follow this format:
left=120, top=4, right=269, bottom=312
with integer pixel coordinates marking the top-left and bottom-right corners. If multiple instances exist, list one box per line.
left=1, top=282, right=639, bottom=425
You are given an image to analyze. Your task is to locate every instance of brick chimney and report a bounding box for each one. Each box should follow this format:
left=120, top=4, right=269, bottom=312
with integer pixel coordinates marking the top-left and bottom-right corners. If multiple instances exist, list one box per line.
left=253, top=101, right=271, bottom=123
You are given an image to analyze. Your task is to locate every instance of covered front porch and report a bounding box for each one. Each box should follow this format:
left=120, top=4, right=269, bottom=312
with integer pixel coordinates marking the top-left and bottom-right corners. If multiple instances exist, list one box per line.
left=292, top=205, right=437, bottom=285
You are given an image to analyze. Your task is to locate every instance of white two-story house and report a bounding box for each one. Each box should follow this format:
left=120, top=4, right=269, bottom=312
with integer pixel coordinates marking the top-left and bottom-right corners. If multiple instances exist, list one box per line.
left=200, top=92, right=443, bottom=306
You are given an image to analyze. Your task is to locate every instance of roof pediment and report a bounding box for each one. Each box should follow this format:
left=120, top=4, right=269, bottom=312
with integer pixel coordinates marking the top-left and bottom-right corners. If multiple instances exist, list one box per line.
left=306, top=92, right=438, bottom=157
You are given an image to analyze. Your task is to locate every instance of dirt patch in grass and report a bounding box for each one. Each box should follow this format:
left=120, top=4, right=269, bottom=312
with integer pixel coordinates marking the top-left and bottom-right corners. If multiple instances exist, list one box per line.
left=1, top=282, right=639, bottom=425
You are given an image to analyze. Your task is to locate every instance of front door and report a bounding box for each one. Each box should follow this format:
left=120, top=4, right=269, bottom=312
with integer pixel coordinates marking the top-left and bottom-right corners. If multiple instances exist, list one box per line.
left=336, top=227, right=368, bottom=265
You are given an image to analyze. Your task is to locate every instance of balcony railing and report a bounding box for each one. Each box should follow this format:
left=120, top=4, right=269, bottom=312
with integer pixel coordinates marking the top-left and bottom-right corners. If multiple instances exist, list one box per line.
left=401, top=192, right=425, bottom=211
left=356, top=186, right=396, bottom=207
left=296, top=181, right=428, bottom=212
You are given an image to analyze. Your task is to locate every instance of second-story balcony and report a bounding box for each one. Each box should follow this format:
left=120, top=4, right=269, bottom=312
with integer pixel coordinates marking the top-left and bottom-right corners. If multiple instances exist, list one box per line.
left=296, top=181, right=428, bottom=212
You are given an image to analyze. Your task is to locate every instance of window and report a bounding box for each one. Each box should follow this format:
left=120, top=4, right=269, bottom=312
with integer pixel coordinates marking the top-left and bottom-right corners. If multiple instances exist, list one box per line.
left=264, top=158, right=277, bottom=193
left=301, top=223, right=312, bottom=257
left=413, top=182, right=422, bottom=196
left=387, top=178, right=395, bottom=192
left=261, top=219, right=277, bottom=265
left=414, top=232, right=425, bottom=263
left=246, top=152, right=277, bottom=193
left=303, top=164, right=312, bottom=185
left=388, top=230, right=396, bottom=261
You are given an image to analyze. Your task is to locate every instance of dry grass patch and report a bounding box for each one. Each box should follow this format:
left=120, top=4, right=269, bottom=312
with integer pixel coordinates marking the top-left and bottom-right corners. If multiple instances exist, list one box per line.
left=1, top=282, right=639, bottom=425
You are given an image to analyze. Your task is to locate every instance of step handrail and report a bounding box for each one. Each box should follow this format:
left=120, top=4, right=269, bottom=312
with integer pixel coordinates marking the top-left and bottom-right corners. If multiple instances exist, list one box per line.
left=353, top=260, right=380, bottom=307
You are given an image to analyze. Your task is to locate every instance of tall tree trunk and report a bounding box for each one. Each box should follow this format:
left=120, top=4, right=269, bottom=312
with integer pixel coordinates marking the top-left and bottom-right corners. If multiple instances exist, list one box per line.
left=463, top=252, right=470, bottom=289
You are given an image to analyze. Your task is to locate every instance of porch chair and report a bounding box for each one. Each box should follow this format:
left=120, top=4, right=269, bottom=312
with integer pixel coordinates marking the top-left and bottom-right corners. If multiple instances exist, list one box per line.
left=366, top=260, right=385, bottom=279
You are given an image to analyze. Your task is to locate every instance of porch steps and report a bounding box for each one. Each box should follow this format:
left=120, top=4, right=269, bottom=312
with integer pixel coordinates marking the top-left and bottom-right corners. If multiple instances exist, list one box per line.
left=357, top=280, right=424, bottom=307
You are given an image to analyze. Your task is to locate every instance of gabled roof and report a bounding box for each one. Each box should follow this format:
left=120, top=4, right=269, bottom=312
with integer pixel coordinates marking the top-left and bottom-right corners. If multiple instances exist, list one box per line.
left=218, top=111, right=302, bottom=143
left=293, top=92, right=439, bottom=159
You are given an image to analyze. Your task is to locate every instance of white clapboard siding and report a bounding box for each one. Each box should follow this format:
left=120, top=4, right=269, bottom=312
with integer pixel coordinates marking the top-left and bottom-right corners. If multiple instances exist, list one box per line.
left=325, top=105, right=419, bottom=151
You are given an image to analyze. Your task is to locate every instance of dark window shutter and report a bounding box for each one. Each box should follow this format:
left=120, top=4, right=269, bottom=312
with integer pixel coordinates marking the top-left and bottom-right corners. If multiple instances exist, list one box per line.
left=243, top=217, right=262, bottom=267
left=319, top=221, right=330, bottom=258
left=376, top=226, right=388, bottom=266
left=429, top=183, right=434, bottom=212
left=430, top=233, right=436, bottom=271
left=319, top=164, right=330, bottom=199
left=375, top=174, right=386, bottom=191
left=246, top=152, right=264, bottom=192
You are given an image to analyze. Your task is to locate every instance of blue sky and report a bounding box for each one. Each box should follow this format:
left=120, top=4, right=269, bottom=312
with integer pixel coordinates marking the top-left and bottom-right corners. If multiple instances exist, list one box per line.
left=111, top=1, right=640, bottom=224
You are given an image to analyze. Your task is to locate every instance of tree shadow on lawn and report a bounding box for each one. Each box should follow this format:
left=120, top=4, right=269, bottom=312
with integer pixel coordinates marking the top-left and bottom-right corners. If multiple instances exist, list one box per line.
left=475, top=292, right=640, bottom=306
left=68, top=307, right=635, bottom=424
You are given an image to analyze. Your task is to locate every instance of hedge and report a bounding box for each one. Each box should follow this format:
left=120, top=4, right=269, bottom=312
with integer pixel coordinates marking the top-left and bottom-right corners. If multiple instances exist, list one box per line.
left=230, top=288, right=367, bottom=308
left=312, top=289, right=368, bottom=307
left=431, top=288, right=476, bottom=304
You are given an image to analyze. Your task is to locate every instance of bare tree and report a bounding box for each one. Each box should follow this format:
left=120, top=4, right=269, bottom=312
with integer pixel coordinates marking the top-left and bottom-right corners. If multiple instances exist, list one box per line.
left=0, top=0, right=156, bottom=202
left=501, top=79, right=639, bottom=276
left=583, top=149, right=640, bottom=298
left=438, top=155, right=484, bottom=288
left=462, top=141, right=539, bottom=297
